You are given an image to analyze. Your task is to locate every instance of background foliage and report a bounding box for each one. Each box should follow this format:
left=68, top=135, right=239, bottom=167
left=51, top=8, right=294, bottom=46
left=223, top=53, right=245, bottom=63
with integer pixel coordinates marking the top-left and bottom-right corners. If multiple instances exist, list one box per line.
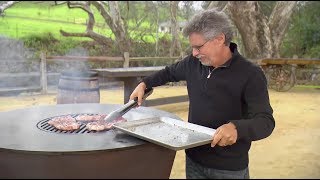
left=0, top=1, right=319, bottom=58
left=280, top=1, right=320, bottom=58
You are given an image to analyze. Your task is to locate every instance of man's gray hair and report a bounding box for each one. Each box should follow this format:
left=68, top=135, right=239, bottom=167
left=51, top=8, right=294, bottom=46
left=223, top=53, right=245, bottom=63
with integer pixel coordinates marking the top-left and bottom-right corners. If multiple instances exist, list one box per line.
left=183, top=9, right=233, bottom=45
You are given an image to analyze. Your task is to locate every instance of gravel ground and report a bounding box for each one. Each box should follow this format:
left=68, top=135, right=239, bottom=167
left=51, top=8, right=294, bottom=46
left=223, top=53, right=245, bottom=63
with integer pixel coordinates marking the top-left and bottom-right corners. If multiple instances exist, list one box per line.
left=0, top=85, right=319, bottom=179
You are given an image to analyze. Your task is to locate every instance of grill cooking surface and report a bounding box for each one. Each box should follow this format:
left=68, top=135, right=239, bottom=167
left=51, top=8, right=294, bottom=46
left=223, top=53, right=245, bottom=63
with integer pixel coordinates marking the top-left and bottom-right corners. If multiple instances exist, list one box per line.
left=0, top=104, right=181, bottom=153
left=37, top=114, right=110, bottom=134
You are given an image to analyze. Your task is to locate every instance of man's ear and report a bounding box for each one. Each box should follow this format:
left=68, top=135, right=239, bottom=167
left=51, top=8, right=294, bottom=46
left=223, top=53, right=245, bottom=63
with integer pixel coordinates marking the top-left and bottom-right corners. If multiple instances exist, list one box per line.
left=215, top=33, right=226, bottom=46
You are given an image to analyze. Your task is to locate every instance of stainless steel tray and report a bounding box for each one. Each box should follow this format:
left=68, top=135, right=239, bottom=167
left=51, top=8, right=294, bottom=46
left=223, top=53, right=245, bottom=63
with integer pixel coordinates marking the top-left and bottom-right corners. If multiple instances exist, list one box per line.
left=113, top=117, right=216, bottom=151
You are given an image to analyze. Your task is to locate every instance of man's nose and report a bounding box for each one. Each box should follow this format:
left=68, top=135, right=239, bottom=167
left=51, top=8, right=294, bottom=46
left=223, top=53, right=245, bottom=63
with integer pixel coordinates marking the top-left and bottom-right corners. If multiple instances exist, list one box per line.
left=192, top=49, right=199, bottom=57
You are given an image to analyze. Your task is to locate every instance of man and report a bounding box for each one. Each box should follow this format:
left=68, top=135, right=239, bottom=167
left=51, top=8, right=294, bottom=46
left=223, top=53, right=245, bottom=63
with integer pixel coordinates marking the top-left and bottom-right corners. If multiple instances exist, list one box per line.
left=129, top=9, right=275, bottom=179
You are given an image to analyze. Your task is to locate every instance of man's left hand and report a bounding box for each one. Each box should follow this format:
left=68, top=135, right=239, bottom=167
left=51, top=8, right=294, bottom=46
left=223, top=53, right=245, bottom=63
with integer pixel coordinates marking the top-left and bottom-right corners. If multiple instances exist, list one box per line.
left=211, top=122, right=237, bottom=147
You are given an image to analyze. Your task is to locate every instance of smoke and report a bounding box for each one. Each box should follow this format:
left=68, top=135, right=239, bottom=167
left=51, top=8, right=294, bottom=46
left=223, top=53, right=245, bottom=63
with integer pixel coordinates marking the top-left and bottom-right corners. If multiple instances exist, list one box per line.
left=0, top=36, right=94, bottom=96
left=0, top=36, right=35, bottom=62
left=0, top=36, right=40, bottom=96
left=0, top=36, right=122, bottom=96
left=59, top=46, right=89, bottom=72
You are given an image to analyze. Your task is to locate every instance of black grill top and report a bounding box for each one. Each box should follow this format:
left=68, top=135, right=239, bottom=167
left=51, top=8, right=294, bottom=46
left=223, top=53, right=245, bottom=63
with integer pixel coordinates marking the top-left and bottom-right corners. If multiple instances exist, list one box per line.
left=0, top=104, right=180, bottom=153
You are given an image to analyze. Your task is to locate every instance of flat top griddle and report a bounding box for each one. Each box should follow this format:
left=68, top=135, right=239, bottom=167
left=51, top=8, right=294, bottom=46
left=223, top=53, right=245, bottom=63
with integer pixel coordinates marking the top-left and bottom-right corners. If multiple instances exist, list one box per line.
left=0, top=104, right=180, bottom=153
left=113, top=117, right=216, bottom=151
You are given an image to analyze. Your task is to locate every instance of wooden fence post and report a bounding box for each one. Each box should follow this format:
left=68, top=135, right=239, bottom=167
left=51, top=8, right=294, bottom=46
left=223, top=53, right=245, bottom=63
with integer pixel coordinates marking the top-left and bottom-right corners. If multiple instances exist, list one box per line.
left=123, top=52, right=130, bottom=68
left=291, top=55, right=298, bottom=76
left=40, top=52, right=48, bottom=94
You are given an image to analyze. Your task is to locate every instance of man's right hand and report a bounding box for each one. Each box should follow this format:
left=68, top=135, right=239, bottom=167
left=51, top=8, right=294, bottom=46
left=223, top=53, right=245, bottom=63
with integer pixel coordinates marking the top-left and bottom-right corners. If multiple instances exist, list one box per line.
left=129, top=82, right=147, bottom=106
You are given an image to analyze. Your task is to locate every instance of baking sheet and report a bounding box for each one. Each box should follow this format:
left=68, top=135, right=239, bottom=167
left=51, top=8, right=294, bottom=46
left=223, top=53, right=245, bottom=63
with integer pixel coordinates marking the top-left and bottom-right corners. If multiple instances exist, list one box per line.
left=113, top=117, right=216, bottom=151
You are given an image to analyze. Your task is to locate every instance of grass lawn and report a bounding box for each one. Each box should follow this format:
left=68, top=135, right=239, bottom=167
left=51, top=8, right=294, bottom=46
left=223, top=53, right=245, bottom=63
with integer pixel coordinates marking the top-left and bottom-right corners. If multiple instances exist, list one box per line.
left=0, top=1, right=164, bottom=43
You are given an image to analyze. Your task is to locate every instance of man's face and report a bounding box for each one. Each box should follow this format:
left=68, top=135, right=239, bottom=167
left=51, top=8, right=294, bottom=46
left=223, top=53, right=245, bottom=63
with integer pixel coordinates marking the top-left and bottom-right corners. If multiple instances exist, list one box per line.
left=189, top=32, right=222, bottom=67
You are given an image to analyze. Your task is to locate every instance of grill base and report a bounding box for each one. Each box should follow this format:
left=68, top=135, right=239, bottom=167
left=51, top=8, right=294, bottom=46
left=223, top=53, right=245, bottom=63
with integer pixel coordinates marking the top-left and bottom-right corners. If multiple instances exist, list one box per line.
left=0, top=103, right=182, bottom=178
left=0, top=143, right=176, bottom=179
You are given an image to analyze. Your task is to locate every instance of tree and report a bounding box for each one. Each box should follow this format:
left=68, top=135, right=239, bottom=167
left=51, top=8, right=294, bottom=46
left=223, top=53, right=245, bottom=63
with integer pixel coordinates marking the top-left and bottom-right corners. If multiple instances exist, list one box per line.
left=180, top=1, right=195, bottom=20
left=281, top=1, right=320, bottom=58
left=208, top=1, right=297, bottom=59
left=207, top=1, right=227, bottom=11
left=169, top=1, right=183, bottom=57
left=57, top=1, right=130, bottom=55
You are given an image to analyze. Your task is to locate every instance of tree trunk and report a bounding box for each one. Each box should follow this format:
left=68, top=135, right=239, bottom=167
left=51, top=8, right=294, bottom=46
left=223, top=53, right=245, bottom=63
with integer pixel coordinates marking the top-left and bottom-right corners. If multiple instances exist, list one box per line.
left=169, top=1, right=183, bottom=57
left=225, top=1, right=296, bottom=59
left=228, top=1, right=272, bottom=59
left=268, top=1, right=297, bottom=57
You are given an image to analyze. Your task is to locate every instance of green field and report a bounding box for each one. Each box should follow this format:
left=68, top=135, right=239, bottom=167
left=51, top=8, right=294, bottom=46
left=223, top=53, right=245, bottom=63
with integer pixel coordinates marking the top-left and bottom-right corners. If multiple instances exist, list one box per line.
left=0, top=2, right=114, bottom=40
left=0, top=1, right=161, bottom=42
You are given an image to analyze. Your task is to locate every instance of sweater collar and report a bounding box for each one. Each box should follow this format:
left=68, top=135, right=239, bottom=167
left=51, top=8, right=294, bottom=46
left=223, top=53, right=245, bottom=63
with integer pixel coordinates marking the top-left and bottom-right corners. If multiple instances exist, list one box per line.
left=220, top=42, right=239, bottom=68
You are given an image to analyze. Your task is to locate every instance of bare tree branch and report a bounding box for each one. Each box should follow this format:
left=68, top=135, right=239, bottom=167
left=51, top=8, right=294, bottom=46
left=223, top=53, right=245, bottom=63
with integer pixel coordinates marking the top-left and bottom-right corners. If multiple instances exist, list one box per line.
left=60, top=29, right=113, bottom=45
left=60, top=30, right=90, bottom=38
left=54, top=1, right=68, bottom=6
left=91, top=1, right=113, bottom=28
left=57, top=1, right=113, bottom=49
left=55, top=1, right=130, bottom=53
left=66, top=1, right=95, bottom=31
left=91, top=1, right=130, bottom=53
left=66, top=1, right=88, bottom=11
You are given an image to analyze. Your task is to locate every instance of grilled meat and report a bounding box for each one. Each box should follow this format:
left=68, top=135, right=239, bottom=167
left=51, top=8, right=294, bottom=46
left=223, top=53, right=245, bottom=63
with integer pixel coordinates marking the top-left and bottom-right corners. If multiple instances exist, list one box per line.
left=48, top=115, right=80, bottom=131
left=75, top=114, right=107, bottom=121
left=86, top=117, right=127, bottom=131
left=48, top=114, right=127, bottom=132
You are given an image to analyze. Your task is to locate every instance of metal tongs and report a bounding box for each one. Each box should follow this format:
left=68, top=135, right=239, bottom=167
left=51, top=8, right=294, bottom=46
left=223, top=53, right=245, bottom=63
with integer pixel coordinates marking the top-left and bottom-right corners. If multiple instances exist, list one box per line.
left=103, top=87, right=154, bottom=123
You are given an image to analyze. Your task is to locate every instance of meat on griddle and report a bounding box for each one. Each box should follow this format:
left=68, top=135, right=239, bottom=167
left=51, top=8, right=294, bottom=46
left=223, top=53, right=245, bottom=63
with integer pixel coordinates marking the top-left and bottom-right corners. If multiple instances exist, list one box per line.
left=48, top=114, right=127, bottom=132
left=86, top=117, right=127, bottom=131
left=75, top=114, right=107, bottom=121
left=48, top=115, right=80, bottom=131
left=86, top=121, right=112, bottom=131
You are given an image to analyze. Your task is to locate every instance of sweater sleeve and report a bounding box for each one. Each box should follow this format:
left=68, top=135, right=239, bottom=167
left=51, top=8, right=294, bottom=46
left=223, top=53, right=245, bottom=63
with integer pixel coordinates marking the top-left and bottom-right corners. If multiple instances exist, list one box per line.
left=141, top=56, right=190, bottom=88
left=230, top=67, right=275, bottom=141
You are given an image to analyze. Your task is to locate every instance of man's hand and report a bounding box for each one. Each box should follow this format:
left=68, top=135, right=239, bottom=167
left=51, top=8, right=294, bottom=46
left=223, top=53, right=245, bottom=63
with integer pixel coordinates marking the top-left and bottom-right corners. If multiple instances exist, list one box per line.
left=211, top=122, right=238, bottom=147
left=129, top=82, right=147, bottom=106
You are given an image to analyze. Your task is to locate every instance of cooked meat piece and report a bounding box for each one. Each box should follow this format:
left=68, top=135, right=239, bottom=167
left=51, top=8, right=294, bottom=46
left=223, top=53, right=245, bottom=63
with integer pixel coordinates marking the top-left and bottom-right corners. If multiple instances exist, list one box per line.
left=48, top=114, right=127, bottom=132
left=86, top=117, right=127, bottom=131
left=53, top=121, right=81, bottom=131
left=86, top=121, right=112, bottom=131
left=48, top=115, right=75, bottom=126
left=75, top=114, right=107, bottom=121
left=48, top=115, right=80, bottom=131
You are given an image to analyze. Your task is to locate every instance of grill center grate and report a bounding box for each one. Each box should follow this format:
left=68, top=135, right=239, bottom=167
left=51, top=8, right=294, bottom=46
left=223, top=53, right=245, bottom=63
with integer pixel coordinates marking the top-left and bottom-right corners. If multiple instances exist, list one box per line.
left=36, top=114, right=108, bottom=134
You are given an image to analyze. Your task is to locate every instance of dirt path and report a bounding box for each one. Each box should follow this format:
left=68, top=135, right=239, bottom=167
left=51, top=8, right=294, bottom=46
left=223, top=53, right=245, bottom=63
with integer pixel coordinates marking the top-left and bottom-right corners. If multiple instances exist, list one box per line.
left=0, top=86, right=319, bottom=178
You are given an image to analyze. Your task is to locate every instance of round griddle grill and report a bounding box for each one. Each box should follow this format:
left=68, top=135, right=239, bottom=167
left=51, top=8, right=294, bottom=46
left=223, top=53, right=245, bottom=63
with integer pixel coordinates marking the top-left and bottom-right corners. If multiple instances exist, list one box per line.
left=0, top=104, right=180, bottom=178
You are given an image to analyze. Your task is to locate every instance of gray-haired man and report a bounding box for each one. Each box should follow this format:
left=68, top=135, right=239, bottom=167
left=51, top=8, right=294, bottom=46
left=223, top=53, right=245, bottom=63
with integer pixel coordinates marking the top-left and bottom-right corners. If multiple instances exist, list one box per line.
left=130, top=9, right=275, bottom=179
